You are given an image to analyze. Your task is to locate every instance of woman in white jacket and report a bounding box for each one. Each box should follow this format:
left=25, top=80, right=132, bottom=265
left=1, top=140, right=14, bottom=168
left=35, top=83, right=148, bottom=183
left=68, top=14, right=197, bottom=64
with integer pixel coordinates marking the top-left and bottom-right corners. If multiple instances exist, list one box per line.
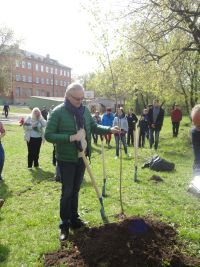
left=113, top=107, right=129, bottom=159
left=23, top=107, right=46, bottom=169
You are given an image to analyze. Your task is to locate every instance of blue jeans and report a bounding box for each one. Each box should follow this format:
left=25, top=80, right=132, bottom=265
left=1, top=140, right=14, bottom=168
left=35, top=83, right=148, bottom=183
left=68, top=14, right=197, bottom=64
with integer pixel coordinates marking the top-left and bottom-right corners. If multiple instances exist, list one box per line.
left=114, top=134, right=128, bottom=156
left=0, top=143, right=5, bottom=178
left=149, top=128, right=160, bottom=149
left=58, top=159, right=85, bottom=230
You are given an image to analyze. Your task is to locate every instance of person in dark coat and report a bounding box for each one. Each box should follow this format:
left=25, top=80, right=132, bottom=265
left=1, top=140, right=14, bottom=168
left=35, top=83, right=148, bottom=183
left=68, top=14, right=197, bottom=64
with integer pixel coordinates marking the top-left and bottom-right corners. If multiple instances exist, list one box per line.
left=92, top=111, right=102, bottom=144
left=148, top=99, right=165, bottom=150
left=171, top=104, right=182, bottom=137
left=3, top=103, right=10, bottom=118
left=142, top=108, right=149, bottom=140
left=138, top=115, right=148, bottom=148
left=126, top=108, right=138, bottom=146
left=41, top=106, right=48, bottom=120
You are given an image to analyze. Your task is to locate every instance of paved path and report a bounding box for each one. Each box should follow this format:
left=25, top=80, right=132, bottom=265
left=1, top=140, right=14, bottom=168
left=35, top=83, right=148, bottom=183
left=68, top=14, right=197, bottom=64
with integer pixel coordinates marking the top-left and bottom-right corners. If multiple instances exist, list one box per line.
left=0, top=113, right=28, bottom=125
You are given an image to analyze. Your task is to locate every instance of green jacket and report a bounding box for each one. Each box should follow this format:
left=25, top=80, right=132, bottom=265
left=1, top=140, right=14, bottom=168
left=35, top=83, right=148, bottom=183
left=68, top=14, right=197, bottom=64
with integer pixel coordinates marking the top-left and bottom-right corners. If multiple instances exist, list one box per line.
left=44, top=103, right=111, bottom=162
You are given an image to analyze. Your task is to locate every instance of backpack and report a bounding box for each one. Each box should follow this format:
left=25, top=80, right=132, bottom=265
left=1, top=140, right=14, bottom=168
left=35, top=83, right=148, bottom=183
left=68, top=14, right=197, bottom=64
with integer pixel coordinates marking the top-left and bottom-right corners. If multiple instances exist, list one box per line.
left=142, top=156, right=175, bottom=172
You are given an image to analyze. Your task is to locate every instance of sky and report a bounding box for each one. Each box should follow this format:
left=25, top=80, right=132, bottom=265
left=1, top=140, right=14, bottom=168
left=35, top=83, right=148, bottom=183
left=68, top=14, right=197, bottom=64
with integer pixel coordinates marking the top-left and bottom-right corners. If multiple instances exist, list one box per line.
left=0, top=0, right=99, bottom=76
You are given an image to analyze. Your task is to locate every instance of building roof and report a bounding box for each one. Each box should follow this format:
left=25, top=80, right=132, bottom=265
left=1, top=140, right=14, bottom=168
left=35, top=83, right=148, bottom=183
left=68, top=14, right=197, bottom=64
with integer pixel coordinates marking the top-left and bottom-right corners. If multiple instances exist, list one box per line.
left=21, top=50, right=71, bottom=69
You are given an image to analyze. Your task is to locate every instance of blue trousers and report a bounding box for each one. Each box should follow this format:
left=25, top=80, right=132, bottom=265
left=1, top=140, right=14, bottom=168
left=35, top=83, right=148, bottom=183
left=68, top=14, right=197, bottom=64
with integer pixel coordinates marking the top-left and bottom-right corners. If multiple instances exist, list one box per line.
left=114, top=135, right=128, bottom=156
left=58, top=159, right=85, bottom=230
left=149, top=128, right=160, bottom=149
left=0, top=143, right=5, bottom=179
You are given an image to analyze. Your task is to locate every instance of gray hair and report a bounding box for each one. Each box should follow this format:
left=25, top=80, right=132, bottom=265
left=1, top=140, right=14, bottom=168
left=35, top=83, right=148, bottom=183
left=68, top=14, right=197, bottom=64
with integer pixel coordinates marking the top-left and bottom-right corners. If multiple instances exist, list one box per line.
left=191, top=104, right=200, bottom=118
left=65, top=82, right=84, bottom=98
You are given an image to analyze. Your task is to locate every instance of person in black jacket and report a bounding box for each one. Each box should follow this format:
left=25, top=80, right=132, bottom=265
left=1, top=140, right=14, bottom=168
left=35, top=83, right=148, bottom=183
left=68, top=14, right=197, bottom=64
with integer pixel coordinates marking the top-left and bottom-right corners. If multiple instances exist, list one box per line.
left=126, top=108, right=138, bottom=146
left=148, top=99, right=164, bottom=150
left=138, top=115, right=148, bottom=147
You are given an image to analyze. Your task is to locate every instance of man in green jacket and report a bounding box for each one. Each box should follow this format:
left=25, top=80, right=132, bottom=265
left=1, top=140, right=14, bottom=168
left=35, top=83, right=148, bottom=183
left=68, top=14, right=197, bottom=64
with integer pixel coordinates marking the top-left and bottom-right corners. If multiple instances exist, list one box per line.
left=45, top=82, right=119, bottom=241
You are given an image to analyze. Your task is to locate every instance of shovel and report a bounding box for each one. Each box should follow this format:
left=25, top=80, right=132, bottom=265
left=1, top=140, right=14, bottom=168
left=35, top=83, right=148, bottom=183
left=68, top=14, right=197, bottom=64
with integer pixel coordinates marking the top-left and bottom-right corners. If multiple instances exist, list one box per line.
left=134, top=125, right=140, bottom=182
left=101, top=136, right=107, bottom=197
left=76, top=141, right=107, bottom=222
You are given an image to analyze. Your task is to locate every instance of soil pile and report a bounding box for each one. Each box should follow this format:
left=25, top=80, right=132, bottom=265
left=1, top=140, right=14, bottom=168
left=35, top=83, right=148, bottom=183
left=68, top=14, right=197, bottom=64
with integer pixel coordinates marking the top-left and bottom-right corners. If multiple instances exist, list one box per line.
left=44, top=217, right=200, bottom=267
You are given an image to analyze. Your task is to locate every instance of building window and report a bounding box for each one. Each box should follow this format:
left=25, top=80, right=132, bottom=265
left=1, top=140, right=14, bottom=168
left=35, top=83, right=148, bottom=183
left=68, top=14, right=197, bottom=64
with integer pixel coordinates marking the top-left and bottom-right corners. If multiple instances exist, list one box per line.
left=51, top=79, right=53, bottom=85
left=41, top=65, right=44, bottom=72
left=36, top=77, right=40, bottom=84
left=22, top=61, right=26, bottom=68
left=55, top=79, right=58, bottom=85
left=46, top=66, right=49, bottom=73
left=63, top=81, right=66, bottom=87
left=16, top=74, right=21, bottom=81
left=22, top=75, right=26, bottom=82
left=46, top=92, right=50, bottom=97
left=28, top=76, right=32, bottom=83
left=60, top=69, right=63, bottom=76
left=35, top=64, right=39, bottom=71
left=50, top=67, right=53, bottom=74
left=63, top=70, right=66, bottom=76
left=16, top=87, right=21, bottom=97
left=27, top=62, right=32, bottom=69
left=41, top=90, right=45, bottom=96
left=36, top=89, right=40, bottom=96
left=27, top=88, right=32, bottom=96
left=60, top=80, right=63, bottom=86
left=41, top=78, right=44, bottom=84
left=16, top=60, right=20, bottom=67
left=46, top=78, right=49, bottom=85
left=55, top=68, right=58, bottom=75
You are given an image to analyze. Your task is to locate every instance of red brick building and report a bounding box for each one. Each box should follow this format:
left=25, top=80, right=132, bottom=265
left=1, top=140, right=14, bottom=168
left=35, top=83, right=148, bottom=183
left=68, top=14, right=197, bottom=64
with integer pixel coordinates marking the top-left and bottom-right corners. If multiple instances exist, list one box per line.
left=3, top=50, right=72, bottom=104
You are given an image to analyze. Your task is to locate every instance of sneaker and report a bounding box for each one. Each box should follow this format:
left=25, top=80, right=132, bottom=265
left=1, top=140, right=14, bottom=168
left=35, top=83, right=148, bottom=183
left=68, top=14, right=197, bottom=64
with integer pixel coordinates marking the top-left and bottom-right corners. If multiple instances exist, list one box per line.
left=70, top=218, right=85, bottom=229
left=126, top=153, right=131, bottom=158
left=59, top=228, right=69, bottom=241
left=115, top=156, right=119, bottom=160
left=27, top=167, right=32, bottom=170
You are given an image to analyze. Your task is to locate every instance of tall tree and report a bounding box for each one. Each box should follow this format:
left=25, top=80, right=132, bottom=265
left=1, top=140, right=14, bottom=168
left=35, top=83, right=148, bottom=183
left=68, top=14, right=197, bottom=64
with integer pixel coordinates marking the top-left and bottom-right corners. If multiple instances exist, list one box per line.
left=0, top=26, right=20, bottom=95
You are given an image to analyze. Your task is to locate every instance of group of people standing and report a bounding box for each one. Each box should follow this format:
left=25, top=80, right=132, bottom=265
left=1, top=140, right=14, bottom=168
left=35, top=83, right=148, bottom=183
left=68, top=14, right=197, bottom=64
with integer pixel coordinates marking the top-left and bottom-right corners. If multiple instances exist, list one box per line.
left=91, top=99, right=167, bottom=159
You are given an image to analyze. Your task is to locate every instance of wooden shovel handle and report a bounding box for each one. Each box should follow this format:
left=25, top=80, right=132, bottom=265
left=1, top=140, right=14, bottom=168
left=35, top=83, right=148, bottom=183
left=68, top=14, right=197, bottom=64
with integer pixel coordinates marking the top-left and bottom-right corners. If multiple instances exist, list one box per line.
left=79, top=151, right=101, bottom=199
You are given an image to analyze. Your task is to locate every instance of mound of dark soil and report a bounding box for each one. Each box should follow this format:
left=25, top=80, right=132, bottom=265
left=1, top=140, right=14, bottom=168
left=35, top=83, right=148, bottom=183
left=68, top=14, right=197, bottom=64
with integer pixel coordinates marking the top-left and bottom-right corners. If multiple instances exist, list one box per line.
left=44, top=216, right=200, bottom=267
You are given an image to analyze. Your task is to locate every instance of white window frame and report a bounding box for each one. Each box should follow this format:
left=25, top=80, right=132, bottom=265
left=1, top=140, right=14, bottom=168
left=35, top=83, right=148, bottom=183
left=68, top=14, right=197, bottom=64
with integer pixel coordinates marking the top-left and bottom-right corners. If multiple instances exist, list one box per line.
left=27, top=62, right=32, bottom=69
left=22, top=61, right=26, bottom=68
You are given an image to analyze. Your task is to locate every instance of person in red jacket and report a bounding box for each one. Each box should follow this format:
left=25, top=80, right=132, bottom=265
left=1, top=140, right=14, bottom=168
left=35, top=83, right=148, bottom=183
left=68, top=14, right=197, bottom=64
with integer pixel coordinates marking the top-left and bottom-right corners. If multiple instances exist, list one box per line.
left=171, top=104, right=182, bottom=137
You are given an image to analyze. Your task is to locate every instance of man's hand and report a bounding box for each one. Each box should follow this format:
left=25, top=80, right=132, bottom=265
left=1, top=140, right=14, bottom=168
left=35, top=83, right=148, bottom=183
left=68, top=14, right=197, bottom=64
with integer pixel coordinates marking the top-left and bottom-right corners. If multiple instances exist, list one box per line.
left=70, top=129, right=84, bottom=142
left=110, top=126, right=120, bottom=134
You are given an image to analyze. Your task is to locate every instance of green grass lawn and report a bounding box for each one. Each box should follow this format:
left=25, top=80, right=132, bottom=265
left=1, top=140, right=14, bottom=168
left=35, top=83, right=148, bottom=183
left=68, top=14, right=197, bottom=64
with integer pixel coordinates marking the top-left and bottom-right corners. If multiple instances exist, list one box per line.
left=0, top=115, right=199, bottom=266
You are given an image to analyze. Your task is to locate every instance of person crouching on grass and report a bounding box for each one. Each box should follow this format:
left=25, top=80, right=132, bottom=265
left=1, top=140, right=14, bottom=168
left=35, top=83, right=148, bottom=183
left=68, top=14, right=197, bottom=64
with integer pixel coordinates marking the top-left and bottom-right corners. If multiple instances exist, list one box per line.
left=23, top=107, right=47, bottom=169
left=191, top=104, right=200, bottom=175
left=45, top=82, right=120, bottom=242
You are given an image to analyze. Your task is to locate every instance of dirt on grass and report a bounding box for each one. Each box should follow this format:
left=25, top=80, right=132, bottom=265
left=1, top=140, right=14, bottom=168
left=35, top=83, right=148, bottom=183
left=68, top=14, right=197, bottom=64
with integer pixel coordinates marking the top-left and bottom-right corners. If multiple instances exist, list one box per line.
left=44, top=216, right=200, bottom=267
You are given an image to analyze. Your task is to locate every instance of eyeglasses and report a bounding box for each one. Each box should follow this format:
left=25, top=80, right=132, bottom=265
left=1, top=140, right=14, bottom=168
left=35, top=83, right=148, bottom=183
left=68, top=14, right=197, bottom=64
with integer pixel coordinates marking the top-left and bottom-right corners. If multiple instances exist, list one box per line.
left=70, top=94, right=84, bottom=101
